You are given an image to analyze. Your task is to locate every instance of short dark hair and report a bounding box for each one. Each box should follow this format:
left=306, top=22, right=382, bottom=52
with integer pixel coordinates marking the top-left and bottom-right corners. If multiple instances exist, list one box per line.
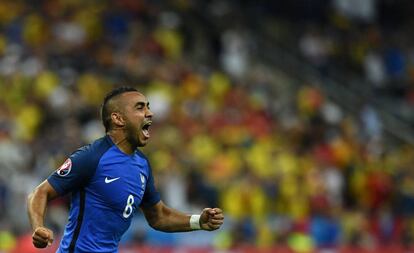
left=101, top=86, right=138, bottom=132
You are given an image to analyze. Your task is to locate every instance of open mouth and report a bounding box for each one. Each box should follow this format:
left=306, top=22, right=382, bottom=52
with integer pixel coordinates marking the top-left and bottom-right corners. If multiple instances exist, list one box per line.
left=141, top=121, right=152, bottom=139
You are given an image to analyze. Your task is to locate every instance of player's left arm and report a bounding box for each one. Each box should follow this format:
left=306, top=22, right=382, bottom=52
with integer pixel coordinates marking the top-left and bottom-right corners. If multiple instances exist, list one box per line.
left=141, top=201, right=224, bottom=232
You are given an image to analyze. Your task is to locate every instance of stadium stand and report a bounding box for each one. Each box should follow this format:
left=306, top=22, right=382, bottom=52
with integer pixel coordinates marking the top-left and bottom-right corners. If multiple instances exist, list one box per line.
left=0, top=0, right=413, bottom=252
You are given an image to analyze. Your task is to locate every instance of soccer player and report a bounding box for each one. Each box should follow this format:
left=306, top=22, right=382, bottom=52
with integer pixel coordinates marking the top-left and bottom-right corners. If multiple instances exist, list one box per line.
left=27, top=87, right=224, bottom=252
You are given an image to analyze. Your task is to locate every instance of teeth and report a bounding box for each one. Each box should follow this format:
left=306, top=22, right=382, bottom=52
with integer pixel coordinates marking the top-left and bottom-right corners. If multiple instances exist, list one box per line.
left=143, top=124, right=151, bottom=130
left=141, top=121, right=152, bottom=138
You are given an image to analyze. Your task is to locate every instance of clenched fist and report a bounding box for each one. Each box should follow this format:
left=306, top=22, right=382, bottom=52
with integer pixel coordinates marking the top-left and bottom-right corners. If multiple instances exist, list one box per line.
left=32, top=227, right=54, bottom=248
left=200, top=208, right=224, bottom=231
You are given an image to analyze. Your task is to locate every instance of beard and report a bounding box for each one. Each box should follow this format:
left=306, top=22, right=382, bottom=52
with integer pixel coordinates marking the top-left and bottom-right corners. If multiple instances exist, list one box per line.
left=125, top=121, right=141, bottom=149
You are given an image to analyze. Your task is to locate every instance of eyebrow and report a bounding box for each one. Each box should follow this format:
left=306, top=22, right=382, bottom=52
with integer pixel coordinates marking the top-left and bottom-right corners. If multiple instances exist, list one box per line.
left=134, top=101, right=150, bottom=108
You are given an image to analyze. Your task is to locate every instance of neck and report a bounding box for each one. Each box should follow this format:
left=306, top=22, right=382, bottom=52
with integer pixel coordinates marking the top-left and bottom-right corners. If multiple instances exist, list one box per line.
left=107, top=130, right=136, bottom=155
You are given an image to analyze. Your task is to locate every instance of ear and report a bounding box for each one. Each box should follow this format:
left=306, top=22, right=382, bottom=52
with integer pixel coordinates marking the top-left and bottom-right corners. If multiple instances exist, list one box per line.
left=111, top=112, right=125, bottom=128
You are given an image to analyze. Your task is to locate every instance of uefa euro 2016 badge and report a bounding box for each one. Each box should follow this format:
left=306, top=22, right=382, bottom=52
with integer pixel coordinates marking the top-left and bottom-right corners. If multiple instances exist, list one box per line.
left=57, top=158, right=72, bottom=177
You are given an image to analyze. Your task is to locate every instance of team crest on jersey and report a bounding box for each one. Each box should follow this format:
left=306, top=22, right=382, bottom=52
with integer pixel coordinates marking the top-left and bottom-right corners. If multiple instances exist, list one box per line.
left=140, top=173, right=146, bottom=184
left=140, top=173, right=146, bottom=194
left=57, top=158, right=72, bottom=177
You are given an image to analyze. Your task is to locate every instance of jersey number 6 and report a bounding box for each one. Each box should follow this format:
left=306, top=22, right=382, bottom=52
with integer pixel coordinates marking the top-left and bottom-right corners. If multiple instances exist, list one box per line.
left=123, top=194, right=134, bottom=218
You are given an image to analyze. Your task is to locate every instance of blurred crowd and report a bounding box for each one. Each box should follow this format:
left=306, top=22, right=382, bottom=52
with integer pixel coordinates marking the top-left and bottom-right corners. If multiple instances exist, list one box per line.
left=0, top=0, right=414, bottom=252
left=292, top=0, right=414, bottom=116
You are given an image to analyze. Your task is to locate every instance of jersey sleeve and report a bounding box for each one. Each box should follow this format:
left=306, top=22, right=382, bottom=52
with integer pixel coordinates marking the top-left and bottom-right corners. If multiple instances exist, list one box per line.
left=140, top=162, right=161, bottom=207
left=47, top=146, right=97, bottom=196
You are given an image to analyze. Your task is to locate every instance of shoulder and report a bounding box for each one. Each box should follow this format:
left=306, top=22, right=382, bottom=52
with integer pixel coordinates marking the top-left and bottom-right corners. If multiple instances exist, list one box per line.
left=72, top=135, right=113, bottom=156
left=70, top=135, right=114, bottom=168
left=135, top=149, right=151, bottom=167
left=134, top=150, right=156, bottom=180
left=47, top=136, right=115, bottom=195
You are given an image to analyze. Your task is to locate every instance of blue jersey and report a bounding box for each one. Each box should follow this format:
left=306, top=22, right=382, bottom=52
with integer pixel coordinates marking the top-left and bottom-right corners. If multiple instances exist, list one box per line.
left=47, top=135, right=160, bottom=253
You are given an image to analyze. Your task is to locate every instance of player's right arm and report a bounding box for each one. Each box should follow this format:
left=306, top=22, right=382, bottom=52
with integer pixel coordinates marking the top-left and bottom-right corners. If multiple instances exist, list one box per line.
left=27, top=180, right=59, bottom=248
left=27, top=139, right=110, bottom=248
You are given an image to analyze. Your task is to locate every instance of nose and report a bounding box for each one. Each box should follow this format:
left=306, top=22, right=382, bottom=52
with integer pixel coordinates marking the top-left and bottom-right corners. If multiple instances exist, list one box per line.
left=146, top=108, right=154, bottom=118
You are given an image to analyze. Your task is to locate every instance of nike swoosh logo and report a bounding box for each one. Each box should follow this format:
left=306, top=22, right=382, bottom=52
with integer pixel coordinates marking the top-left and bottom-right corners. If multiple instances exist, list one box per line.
left=105, top=177, right=120, bottom=183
